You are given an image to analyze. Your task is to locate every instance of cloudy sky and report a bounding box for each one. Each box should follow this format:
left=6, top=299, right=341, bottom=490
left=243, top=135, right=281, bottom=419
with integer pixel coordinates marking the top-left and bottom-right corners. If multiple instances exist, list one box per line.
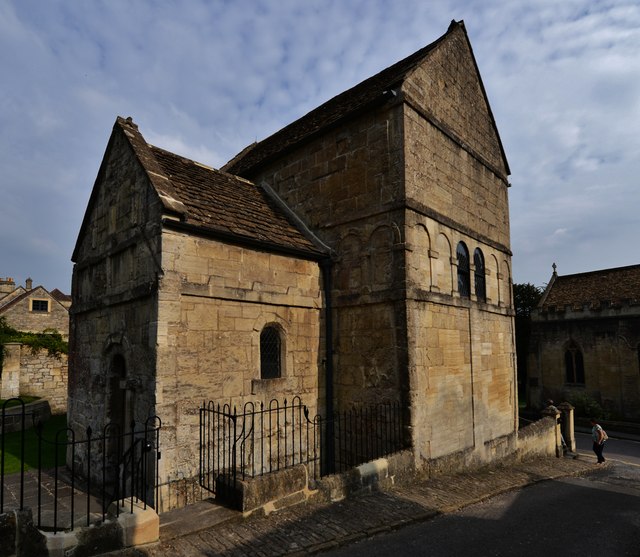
left=1, top=0, right=639, bottom=293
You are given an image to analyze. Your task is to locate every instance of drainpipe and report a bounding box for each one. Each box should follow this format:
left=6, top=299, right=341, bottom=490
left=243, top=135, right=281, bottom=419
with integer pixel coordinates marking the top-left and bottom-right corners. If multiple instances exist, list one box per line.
left=320, top=258, right=335, bottom=474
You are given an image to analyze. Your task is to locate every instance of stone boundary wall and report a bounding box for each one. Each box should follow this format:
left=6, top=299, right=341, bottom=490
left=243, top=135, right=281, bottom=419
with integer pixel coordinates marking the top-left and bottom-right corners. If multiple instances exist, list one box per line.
left=0, top=399, right=51, bottom=433
left=0, top=499, right=158, bottom=557
left=516, top=416, right=558, bottom=459
left=0, top=343, right=67, bottom=414
left=161, top=416, right=560, bottom=517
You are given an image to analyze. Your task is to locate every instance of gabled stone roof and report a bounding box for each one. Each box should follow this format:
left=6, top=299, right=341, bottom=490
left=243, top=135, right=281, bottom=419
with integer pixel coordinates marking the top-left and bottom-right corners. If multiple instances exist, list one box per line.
left=0, top=286, right=68, bottom=315
left=150, top=145, right=324, bottom=254
left=223, top=19, right=509, bottom=178
left=540, top=264, right=640, bottom=309
left=115, top=118, right=326, bottom=258
left=0, top=286, right=25, bottom=309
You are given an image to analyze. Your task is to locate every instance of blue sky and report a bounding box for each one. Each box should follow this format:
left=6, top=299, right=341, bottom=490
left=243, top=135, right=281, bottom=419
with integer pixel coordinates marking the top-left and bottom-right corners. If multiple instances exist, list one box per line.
left=1, top=0, right=639, bottom=292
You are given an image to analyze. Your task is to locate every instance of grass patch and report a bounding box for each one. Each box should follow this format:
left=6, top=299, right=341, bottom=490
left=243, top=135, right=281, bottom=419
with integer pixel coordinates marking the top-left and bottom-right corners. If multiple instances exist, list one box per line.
left=1, top=414, right=67, bottom=474
left=0, top=396, right=41, bottom=409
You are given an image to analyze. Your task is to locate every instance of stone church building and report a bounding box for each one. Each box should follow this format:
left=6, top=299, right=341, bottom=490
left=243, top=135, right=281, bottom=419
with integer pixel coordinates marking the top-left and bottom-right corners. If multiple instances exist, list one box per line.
left=69, top=21, right=516, bottom=508
left=528, top=264, right=640, bottom=420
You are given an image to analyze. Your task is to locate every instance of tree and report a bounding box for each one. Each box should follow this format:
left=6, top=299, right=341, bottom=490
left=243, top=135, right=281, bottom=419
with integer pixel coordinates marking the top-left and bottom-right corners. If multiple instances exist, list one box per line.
left=513, top=283, right=543, bottom=317
left=513, top=283, right=543, bottom=402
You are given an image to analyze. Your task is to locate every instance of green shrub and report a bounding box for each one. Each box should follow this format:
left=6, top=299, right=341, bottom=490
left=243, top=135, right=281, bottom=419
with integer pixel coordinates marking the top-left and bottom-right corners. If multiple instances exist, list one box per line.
left=570, top=392, right=605, bottom=420
left=0, top=317, right=68, bottom=371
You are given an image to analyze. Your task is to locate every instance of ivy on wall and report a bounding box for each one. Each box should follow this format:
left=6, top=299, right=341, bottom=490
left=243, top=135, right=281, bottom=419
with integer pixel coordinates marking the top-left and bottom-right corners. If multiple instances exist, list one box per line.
left=0, top=317, right=69, bottom=371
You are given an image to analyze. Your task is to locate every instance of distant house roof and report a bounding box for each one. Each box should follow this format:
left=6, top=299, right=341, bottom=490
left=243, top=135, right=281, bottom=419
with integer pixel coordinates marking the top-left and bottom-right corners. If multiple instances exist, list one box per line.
left=0, top=286, right=26, bottom=309
left=0, top=285, right=69, bottom=315
left=223, top=20, right=509, bottom=178
left=539, top=264, right=640, bottom=309
left=51, top=289, right=72, bottom=303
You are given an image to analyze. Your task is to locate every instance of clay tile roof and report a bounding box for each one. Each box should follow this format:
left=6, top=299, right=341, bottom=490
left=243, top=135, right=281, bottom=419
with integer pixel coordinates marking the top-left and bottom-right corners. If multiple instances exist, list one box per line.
left=50, top=289, right=72, bottom=303
left=223, top=22, right=459, bottom=177
left=148, top=146, right=324, bottom=256
left=541, top=264, right=640, bottom=309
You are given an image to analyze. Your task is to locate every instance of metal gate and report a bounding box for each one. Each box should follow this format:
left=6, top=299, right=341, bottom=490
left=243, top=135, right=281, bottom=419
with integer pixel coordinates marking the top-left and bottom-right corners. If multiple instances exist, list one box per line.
left=199, top=397, right=405, bottom=503
left=198, top=397, right=319, bottom=502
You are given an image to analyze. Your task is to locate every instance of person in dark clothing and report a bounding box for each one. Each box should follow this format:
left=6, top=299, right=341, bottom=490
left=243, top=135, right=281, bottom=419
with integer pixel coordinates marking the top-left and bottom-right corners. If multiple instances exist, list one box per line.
left=591, top=418, right=606, bottom=464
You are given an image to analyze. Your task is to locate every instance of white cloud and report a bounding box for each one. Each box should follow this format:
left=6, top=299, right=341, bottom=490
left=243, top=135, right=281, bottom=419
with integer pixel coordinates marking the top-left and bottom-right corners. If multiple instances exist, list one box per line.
left=1, top=0, right=639, bottom=290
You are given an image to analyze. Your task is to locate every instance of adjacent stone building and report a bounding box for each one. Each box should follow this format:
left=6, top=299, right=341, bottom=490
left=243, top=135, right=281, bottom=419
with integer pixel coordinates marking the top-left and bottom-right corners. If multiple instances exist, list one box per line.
left=0, top=277, right=71, bottom=411
left=70, top=21, right=517, bottom=509
left=0, top=277, right=71, bottom=338
left=528, top=264, right=640, bottom=420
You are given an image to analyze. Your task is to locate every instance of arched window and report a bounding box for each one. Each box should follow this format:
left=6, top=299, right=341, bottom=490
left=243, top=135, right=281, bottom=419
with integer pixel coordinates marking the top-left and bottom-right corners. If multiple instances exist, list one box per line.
left=565, top=342, right=585, bottom=384
left=260, top=326, right=281, bottom=379
left=473, top=248, right=486, bottom=302
left=457, top=242, right=470, bottom=298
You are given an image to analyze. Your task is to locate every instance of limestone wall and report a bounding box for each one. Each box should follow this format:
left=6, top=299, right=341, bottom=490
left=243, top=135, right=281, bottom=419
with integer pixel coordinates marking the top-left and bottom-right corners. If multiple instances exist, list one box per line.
left=0, top=343, right=67, bottom=414
left=236, top=44, right=518, bottom=469
left=241, top=103, right=408, bottom=411
left=18, top=346, right=68, bottom=414
left=69, top=124, right=163, bottom=435
left=400, top=26, right=516, bottom=468
left=244, top=105, right=404, bottom=235
left=402, top=25, right=508, bottom=181
left=155, top=229, right=324, bottom=493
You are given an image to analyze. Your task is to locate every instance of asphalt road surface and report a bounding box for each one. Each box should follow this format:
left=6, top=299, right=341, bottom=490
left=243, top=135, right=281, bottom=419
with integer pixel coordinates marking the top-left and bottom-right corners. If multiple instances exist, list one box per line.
left=575, top=430, right=640, bottom=465
left=322, top=460, right=640, bottom=556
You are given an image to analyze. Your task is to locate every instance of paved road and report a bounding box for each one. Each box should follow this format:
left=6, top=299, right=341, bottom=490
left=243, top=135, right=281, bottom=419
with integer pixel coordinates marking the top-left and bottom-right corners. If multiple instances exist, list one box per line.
left=575, top=431, right=640, bottom=465
left=321, top=461, right=640, bottom=557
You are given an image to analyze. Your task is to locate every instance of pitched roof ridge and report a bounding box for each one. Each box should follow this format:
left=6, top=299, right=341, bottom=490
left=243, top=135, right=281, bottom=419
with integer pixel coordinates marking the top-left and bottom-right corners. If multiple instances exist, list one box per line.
left=221, top=142, right=258, bottom=173
left=115, top=117, right=188, bottom=217
left=149, top=144, right=255, bottom=186
left=539, top=263, right=640, bottom=309
left=224, top=21, right=461, bottom=176
left=50, top=288, right=72, bottom=301
left=0, top=286, right=26, bottom=308
left=555, top=263, right=640, bottom=280
left=0, top=286, right=63, bottom=315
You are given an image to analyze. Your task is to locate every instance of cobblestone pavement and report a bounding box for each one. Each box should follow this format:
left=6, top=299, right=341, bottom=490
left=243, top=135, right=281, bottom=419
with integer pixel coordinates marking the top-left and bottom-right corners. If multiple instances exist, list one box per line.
left=107, top=455, right=599, bottom=557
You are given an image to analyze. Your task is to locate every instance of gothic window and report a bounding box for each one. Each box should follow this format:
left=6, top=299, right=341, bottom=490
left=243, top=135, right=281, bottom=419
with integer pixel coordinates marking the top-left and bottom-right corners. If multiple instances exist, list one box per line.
left=565, top=342, right=585, bottom=384
left=474, top=248, right=486, bottom=302
left=457, top=242, right=470, bottom=298
left=260, top=326, right=281, bottom=379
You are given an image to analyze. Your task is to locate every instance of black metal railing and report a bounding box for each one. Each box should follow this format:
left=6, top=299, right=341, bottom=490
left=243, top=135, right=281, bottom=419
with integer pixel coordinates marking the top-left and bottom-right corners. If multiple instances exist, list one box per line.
left=199, top=397, right=405, bottom=502
left=199, top=397, right=319, bottom=501
left=324, top=401, right=405, bottom=474
left=0, top=398, right=161, bottom=534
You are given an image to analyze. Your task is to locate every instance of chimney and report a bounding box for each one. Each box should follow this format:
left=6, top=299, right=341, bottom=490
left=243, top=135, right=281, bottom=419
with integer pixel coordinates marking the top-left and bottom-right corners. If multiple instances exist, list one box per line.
left=25, top=277, right=33, bottom=291
left=0, top=277, right=16, bottom=295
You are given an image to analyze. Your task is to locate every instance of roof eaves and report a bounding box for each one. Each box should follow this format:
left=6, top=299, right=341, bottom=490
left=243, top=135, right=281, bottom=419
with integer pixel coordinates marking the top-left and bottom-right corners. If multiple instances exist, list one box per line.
left=162, top=218, right=327, bottom=262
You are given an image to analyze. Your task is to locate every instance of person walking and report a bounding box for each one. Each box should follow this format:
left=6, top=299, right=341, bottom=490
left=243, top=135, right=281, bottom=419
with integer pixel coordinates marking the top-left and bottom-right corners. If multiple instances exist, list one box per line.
left=591, top=418, right=606, bottom=464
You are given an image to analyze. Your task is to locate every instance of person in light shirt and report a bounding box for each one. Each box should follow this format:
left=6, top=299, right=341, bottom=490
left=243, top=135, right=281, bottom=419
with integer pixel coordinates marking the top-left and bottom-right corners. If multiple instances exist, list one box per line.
left=590, top=418, right=606, bottom=464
